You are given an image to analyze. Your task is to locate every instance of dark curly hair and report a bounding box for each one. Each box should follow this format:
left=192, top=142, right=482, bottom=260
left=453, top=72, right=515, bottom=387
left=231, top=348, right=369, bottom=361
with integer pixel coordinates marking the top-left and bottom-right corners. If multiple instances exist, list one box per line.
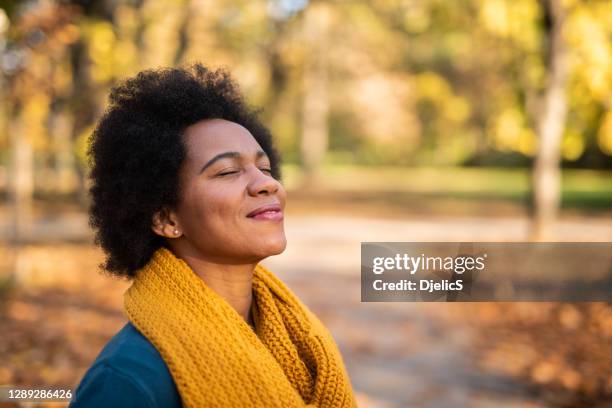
left=88, top=63, right=282, bottom=279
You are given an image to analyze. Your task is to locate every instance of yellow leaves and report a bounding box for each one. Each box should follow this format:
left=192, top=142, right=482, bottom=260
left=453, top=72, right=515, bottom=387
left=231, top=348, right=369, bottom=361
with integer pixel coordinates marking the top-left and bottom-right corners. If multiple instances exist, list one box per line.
left=114, top=4, right=139, bottom=38
left=0, top=8, right=10, bottom=35
left=443, top=32, right=471, bottom=64
left=113, top=40, right=140, bottom=76
left=82, top=17, right=140, bottom=82
left=531, top=360, right=559, bottom=384
left=402, top=71, right=474, bottom=163
left=338, top=3, right=405, bottom=68
left=508, top=0, right=541, bottom=49
left=523, top=54, right=545, bottom=86
left=83, top=20, right=117, bottom=83
left=346, top=3, right=390, bottom=46
left=0, top=244, right=132, bottom=390
left=559, top=369, right=582, bottom=391
left=566, top=6, right=612, bottom=100
left=477, top=0, right=610, bottom=159
left=88, top=21, right=115, bottom=57
left=402, top=3, right=430, bottom=34
left=479, top=0, right=509, bottom=37
left=490, top=108, right=536, bottom=156
left=412, top=71, right=466, bottom=117
left=517, top=129, right=537, bottom=156
left=492, top=109, right=520, bottom=148
left=22, top=93, right=50, bottom=150
left=446, top=96, right=471, bottom=123
left=567, top=9, right=609, bottom=64
left=478, top=0, right=539, bottom=49
left=414, top=71, right=470, bottom=122
left=558, top=304, right=582, bottom=330
left=467, top=303, right=612, bottom=401
left=532, top=360, right=581, bottom=391
left=597, top=111, right=612, bottom=156
left=141, top=8, right=185, bottom=68
left=234, top=1, right=270, bottom=32
left=52, top=58, right=73, bottom=96
left=561, top=0, right=580, bottom=8
left=561, top=131, right=584, bottom=161
left=415, top=71, right=449, bottom=100
left=74, top=124, right=94, bottom=170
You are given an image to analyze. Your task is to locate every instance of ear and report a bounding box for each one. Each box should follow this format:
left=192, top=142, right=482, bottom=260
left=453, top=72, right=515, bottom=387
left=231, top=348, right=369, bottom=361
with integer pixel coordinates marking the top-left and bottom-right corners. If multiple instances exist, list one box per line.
left=151, top=208, right=182, bottom=238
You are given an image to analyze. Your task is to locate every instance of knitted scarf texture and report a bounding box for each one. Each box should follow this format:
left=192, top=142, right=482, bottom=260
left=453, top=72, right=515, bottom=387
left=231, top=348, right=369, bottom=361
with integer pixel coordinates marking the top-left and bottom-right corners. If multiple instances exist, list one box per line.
left=124, top=247, right=357, bottom=407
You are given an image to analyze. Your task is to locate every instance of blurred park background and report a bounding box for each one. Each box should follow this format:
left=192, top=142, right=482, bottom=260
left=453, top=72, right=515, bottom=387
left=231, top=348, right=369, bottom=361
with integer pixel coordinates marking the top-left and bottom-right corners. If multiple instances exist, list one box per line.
left=0, top=0, right=611, bottom=407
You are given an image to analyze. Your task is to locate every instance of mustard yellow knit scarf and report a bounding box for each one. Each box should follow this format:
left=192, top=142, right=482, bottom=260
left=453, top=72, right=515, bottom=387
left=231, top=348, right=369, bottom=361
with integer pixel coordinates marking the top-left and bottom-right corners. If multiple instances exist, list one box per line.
left=124, top=247, right=357, bottom=407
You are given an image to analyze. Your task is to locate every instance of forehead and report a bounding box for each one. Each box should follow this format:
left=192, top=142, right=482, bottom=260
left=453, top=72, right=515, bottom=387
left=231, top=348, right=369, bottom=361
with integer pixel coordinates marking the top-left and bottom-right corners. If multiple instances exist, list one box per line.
left=182, top=119, right=263, bottom=160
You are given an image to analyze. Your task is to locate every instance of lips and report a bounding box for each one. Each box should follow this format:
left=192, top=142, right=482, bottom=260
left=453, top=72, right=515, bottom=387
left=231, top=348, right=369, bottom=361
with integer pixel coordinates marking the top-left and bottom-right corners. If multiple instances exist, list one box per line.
left=247, top=203, right=283, bottom=221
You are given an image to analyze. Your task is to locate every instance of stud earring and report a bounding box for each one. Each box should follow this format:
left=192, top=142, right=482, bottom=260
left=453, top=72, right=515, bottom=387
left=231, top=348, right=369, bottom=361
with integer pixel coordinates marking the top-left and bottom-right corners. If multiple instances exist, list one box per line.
left=173, top=229, right=179, bottom=235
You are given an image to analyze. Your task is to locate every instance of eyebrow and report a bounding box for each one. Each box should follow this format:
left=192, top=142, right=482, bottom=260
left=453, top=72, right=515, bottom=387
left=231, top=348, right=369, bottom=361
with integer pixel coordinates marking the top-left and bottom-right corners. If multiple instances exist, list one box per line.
left=199, top=150, right=268, bottom=174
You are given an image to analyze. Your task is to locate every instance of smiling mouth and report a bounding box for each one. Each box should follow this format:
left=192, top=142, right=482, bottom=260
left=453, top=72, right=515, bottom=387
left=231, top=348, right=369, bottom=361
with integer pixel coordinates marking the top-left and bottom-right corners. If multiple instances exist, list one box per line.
left=247, top=209, right=284, bottom=221
left=247, top=204, right=284, bottom=221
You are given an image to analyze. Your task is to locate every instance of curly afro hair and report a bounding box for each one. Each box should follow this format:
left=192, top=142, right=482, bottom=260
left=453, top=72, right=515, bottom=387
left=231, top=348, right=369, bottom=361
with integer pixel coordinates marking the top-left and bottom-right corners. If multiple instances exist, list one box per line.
left=88, top=63, right=282, bottom=279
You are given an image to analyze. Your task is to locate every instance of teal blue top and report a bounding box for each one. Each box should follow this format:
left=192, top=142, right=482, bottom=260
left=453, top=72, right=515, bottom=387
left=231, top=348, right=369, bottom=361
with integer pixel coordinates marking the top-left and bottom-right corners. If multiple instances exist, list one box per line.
left=69, top=322, right=182, bottom=407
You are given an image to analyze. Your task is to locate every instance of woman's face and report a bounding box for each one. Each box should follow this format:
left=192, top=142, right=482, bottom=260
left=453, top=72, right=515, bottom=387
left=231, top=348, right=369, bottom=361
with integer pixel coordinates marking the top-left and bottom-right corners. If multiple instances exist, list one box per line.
left=170, top=119, right=287, bottom=264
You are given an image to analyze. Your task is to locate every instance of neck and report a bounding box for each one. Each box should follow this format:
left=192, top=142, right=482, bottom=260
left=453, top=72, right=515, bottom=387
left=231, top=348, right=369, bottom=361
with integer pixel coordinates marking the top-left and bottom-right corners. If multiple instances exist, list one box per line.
left=171, top=246, right=256, bottom=326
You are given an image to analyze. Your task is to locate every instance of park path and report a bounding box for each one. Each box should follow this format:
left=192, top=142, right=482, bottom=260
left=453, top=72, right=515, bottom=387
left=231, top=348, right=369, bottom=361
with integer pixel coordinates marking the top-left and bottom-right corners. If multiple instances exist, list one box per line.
left=263, top=215, right=612, bottom=407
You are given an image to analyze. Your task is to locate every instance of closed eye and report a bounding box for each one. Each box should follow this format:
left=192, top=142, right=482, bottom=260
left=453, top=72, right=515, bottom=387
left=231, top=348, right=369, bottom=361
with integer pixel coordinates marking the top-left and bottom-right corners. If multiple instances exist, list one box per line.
left=216, top=167, right=272, bottom=177
left=216, top=170, right=240, bottom=177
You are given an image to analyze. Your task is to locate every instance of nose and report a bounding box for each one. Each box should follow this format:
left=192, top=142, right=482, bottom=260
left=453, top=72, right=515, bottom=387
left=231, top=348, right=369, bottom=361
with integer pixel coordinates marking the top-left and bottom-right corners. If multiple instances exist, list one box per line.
left=247, top=166, right=280, bottom=196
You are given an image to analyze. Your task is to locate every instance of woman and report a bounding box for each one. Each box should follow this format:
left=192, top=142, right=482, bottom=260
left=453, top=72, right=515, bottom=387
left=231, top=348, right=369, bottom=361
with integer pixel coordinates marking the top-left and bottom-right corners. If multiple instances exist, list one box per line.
left=70, top=64, right=356, bottom=407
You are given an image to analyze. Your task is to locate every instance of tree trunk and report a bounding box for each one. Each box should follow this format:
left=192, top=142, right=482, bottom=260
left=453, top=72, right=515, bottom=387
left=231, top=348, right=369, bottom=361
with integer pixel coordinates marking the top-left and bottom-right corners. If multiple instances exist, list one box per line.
left=52, top=111, right=77, bottom=194
left=10, top=113, right=34, bottom=243
left=531, top=0, right=569, bottom=240
left=300, top=3, right=330, bottom=186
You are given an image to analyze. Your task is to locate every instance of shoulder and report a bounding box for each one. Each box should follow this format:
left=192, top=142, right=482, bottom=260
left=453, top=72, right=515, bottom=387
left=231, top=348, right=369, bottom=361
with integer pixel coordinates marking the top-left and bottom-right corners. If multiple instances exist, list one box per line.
left=69, top=322, right=182, bottom=408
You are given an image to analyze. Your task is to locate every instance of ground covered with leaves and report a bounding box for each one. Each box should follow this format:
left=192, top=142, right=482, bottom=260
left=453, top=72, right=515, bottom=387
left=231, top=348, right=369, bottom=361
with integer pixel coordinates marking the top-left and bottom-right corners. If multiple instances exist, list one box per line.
left=0, top=242, right=610, bottom=408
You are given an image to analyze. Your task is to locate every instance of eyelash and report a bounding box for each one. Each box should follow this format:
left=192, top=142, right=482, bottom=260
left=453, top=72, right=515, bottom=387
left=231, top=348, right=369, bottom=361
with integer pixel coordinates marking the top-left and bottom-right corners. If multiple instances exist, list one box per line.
left=217, top=168, right=272, bottom=177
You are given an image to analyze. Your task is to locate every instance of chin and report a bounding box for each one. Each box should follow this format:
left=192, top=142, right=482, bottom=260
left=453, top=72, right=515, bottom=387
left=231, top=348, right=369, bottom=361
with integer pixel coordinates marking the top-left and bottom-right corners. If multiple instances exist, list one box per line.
left=256, top=236, right=287, bottom=258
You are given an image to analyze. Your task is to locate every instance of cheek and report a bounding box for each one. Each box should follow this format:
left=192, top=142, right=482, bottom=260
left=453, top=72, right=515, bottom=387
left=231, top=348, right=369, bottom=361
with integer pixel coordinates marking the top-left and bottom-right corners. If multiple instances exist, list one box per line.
left=181, top=185, right=242, bottom=232
left=277, top=184, right=288, bottom=205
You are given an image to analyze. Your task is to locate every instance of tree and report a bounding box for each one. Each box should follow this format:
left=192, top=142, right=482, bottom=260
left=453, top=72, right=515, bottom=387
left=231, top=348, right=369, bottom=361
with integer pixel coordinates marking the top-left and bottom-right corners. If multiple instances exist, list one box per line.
left=300, top=2, right=330, bottom=184
left=531, top=0, right=569, bottom=240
